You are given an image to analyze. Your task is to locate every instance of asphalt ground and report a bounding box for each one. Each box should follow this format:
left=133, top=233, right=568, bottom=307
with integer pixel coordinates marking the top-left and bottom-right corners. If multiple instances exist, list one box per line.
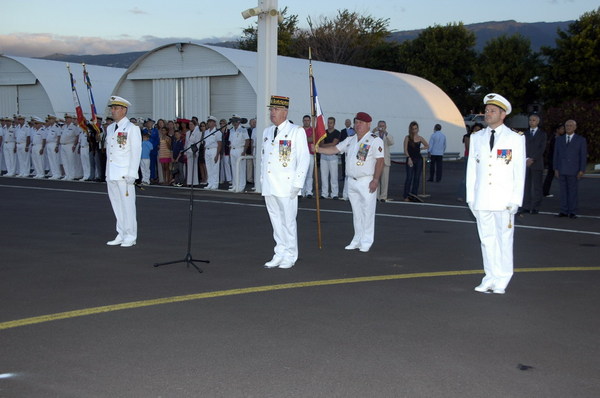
left=1, top=161, right=599, bottom=397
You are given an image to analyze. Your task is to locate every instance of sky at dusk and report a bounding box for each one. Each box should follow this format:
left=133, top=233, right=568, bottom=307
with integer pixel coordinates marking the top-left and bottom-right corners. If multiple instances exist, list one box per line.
left=0, top=0, right=597, bottom=57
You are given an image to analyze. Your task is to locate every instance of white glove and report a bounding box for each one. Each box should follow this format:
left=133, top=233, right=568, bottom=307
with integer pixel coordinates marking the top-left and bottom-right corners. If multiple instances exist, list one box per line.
left=125, top=177, right=136, bottom=184
left=507, top=203, right=519, bottom=215
left=290, top=187, right=300, bottom=199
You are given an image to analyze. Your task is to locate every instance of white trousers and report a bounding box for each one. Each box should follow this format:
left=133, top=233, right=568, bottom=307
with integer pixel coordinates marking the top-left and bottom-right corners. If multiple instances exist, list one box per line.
left=107, top=180, right=137, bottom=243
left=230, top=147, right=246, bottom=192
left=46, top=143, right=62, bottom=178
left=265, top=195, right=299, bottom=263
left=220, top=155, right=232, bottom=183
left=302, top=156, right=315, bottom=196
left=0, top=143, right=4, bottom=171
left=348, top=176, right=377, bottom=250
left=16, top=144, right=30, bottom=176
left=80, top=146, right=91, bottom=180
left=186, top=151, right=199, bottom=185
left=473, top=210, right=515, bottom=290
left=31, top=145, right=45, bottom=177
left=205, top=148, right=220, bottom=189
left=320, top=157, right=339, bottom=197
left=140, top=158, right=151, bottom=183
left=60, top=144, right=77, bottom=179
left=3, top=143, right=16, bottom=175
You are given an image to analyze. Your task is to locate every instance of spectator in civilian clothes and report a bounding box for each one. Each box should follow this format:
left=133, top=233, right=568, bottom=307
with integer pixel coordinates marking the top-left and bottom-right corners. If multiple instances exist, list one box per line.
left=427, top=123, right=446, bottom=182
left=319, top=117, right=340, bottom=199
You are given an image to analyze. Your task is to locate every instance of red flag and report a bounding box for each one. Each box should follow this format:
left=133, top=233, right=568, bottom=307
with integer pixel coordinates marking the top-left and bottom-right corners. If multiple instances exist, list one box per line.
left=83, top=64, right=101, bottom=135
left=311, top=75, right=327, bottom=146
left=67, top=65, right=88, bottom=132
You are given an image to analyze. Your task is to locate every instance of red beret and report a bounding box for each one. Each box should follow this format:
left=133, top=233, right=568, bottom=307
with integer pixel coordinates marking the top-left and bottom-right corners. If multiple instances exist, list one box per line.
left=355, top=112, right=372, bottom=123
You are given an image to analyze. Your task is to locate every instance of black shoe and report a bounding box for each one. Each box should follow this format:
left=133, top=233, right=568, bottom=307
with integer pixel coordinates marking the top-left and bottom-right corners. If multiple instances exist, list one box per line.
left=332, top=196, right=339, bottom=200
left=568, top=213, right=577, bottom=219
left=306, top=194, right=313, bottom=198
left=530, top=209, right=539, bottom=214
left=556, top=213, right=568, bottom=218
left=426, top=179, right=433, bottom=182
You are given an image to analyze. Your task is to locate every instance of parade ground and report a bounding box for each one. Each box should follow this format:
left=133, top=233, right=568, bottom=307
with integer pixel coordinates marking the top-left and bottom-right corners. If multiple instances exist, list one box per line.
left=1, top=161, right=599, bottom=397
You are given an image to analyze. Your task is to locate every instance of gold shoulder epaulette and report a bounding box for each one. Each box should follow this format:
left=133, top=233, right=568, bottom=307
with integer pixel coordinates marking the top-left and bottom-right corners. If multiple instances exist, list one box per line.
left=510, top=128, right=524, bottom=136
left=371, top=133, right=377, bottom=138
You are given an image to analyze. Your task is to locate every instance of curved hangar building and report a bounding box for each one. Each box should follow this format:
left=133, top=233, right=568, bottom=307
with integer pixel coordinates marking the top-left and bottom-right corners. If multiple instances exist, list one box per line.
left=0, top=55, right=125, bottom=119
left=111, top=43, right=466, bottom=155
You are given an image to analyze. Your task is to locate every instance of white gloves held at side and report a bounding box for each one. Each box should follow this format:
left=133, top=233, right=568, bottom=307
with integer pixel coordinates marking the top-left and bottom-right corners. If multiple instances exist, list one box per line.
left=290, top=188, right=300, bottom=199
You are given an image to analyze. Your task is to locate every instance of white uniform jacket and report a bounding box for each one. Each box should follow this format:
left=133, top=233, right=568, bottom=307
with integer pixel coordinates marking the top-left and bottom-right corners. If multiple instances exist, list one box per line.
left=337, top=133, right=384, bottom=178
left=466, top=124, right=526, bottom=211
left=261, top=120, right=310, bottom=197
left=106, top=117, right=142, bottom=181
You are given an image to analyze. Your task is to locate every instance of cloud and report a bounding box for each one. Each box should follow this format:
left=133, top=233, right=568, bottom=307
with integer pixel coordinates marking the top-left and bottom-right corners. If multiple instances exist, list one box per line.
left=129, top=7, right=148, bottom=15
left=0, top=33, right=239, bottom=58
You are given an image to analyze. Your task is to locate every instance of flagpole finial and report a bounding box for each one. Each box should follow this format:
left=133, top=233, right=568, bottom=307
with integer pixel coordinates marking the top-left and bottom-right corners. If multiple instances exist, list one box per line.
left=309, top=47, right=312, bottom=61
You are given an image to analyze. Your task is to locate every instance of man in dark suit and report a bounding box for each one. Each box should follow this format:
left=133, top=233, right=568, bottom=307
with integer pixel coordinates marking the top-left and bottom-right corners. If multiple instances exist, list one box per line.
left=553, top=119, right=587, bottom=218
left=521, top=114, right=546, bottom=214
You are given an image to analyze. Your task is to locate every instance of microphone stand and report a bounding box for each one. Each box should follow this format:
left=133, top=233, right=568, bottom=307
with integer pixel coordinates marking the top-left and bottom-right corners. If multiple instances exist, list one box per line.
left=153, top=129, right=218, bottom=273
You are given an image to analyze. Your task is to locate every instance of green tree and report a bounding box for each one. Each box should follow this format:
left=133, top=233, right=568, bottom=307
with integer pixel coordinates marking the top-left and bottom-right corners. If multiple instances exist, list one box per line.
left=541, top=7, right=600, bottom=104
left=237, top=7, right=300, bottom=57
left=475, top=34, right=541, bottom=114
left=397, top=23, right=476, bottom=113
left=295, top=10, right=391, bottom=66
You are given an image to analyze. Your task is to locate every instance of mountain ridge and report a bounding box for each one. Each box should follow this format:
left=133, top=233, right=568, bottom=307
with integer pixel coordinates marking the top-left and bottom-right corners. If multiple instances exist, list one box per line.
left=40, top=20, right=573, bottom=68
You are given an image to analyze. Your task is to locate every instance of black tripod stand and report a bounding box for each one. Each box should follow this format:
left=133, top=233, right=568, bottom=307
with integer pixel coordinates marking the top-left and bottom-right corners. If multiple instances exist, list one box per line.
left=154, top=141, right=209, bottom=273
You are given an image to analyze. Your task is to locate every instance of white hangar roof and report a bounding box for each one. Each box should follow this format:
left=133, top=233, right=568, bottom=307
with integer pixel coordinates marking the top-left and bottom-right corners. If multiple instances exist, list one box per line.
left=0, top=55, right=125, bottom=119
left=113, top=43, right=466, bottom=154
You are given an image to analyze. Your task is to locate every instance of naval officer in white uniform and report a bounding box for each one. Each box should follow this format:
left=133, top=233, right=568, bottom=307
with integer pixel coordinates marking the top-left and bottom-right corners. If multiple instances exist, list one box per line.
left=203, top=116, right=222, bottom=190
left=318, top=112, right=384, bottom=252
left=262, top=95, right=310, bottom=269
left=466, top=93, right=526, bottom=294
left=105, top=96, right=142, bottom=247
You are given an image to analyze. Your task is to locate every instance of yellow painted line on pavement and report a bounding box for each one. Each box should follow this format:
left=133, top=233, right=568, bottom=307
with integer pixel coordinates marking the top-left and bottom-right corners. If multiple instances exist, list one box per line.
left=1, top=267, right=599, bottom=331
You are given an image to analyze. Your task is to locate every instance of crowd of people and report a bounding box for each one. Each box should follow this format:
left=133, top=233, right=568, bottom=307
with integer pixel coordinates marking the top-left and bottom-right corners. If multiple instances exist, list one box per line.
left=0, top=113, right=257, bottom=193
left=0, top=91, right=589, bottom=293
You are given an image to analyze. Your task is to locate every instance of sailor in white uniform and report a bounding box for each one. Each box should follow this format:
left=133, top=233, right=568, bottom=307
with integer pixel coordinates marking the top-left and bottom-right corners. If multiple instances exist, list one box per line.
left=59, top=114, right=80, bottom=180
left=466, top=93, right=526, bottom=295
left=318, top=112, right=384, bottom=252
left=228, top=115, right=250, bottom=192
left=105, top=96, right=142, bottom=248
left=15, top=115, right=31, bottom=177
left=261, top=95, right=310, bottom=269
left=1, top=117, right=17, bottom=176
left=44, top=115, right=62, bottom=179
left=29, top=116, right=47, bottom=178
left=203, top=116, right=222, bottom=190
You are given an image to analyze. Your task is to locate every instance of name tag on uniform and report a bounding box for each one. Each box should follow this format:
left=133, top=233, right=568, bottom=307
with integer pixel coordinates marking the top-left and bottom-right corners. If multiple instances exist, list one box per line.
left=497, top=149, right=512, bottom=164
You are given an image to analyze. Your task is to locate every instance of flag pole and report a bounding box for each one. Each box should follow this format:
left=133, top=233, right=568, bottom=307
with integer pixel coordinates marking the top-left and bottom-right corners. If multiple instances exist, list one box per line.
left=309, top=48, right=323, bottom=249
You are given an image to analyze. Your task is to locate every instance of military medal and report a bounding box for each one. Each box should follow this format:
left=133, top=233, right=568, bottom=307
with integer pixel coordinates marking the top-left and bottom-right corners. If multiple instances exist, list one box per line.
left=356, top=143, right=370, bottom=166
left=117, top=131, right=128, bottom=148
left=497, top=149, right=512, bottom=164
left=279, top=139, right=291, bottom=167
